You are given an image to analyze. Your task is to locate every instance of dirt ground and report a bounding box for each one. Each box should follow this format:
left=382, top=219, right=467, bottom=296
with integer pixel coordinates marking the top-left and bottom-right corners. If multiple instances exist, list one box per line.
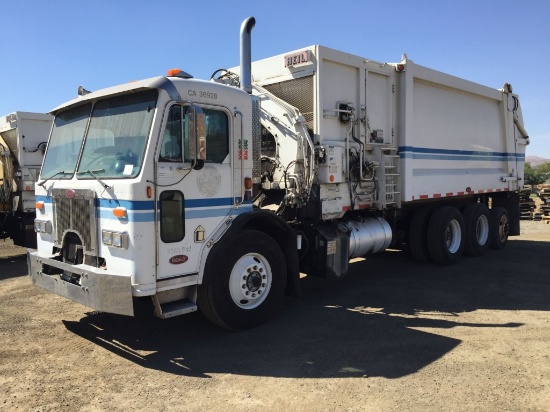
left=1, top=221, right=549, bottom=412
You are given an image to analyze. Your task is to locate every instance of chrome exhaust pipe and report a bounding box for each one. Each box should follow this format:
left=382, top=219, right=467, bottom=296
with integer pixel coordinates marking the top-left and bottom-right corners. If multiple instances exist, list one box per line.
left=240, top=17, right=256, bottom=94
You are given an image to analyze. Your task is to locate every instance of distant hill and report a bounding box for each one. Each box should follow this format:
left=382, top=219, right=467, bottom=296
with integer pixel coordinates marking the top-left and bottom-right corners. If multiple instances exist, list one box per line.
left=526, top=156, right=550, bottom=167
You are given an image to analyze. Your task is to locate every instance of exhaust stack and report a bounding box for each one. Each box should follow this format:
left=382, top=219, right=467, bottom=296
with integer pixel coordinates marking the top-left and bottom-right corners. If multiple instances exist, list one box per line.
left=240, top=17, right=256, bottom=94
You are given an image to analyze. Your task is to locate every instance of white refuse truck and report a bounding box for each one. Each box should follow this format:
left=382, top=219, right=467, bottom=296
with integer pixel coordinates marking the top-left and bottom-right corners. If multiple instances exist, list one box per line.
left=1, top=112, right=52, bottom=247
left=28, top=18, right=528, bottom=329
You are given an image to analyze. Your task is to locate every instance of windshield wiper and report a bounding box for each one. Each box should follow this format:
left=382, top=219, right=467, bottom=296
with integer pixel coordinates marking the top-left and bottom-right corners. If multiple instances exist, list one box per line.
left=76, top=169, right=111, bottom=189
left=37, top=170, right=72, bottom=187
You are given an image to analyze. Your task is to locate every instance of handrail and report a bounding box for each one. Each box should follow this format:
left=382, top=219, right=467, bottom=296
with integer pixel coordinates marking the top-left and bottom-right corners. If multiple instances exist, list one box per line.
left=234, top=109, right=245, bottom=207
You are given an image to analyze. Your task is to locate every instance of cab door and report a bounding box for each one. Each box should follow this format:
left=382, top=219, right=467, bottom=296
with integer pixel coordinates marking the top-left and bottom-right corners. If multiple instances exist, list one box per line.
left=155, top=103, right=233, bottom=280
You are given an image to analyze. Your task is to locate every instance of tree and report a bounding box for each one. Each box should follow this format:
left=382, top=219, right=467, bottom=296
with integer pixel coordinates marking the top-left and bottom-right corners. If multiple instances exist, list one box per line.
left=537, top=162, right=550, bottom=179
left=524, top=162, right=547, bottom=185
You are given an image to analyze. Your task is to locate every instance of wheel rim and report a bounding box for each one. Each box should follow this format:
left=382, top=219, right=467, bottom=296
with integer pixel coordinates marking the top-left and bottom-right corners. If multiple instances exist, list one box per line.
left=476, top=215, right=490, bottom=245
left=445, top=219, right=462, bottom=253
left=498, top=214, right=509, bottom=242
left=229, top=253, right=272, bottom=309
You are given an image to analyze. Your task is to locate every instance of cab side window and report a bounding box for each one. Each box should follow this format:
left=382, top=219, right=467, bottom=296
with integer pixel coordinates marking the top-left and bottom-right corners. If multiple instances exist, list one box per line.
left=202, top=110, right=229, bottom=163
left=159, top=105, right=229, bottom=163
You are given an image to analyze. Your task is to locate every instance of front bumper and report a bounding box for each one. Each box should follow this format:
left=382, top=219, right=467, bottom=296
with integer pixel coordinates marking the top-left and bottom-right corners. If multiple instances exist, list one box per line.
left=27, top=249, right=134, bottom=316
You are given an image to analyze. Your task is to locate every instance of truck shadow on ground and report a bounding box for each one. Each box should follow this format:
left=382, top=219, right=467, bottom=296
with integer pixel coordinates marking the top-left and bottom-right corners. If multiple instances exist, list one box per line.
left=63, top=238, right=549, bottom=379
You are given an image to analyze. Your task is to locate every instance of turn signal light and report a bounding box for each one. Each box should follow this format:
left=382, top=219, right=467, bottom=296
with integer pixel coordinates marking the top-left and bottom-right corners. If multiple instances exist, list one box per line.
left=112, top=207, right=127, bottom=218
left=35, top=201, right=44, bottom=210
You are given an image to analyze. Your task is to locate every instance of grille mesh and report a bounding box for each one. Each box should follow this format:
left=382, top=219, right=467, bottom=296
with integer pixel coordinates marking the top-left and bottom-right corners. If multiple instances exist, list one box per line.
left=53, top=189, right=97, bottom=255
left=263, top=75, right=315, bottom=133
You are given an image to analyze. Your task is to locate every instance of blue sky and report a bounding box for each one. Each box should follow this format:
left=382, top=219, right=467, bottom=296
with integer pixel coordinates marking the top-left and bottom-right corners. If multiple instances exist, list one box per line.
left=1, top=0, right=549, bottom=158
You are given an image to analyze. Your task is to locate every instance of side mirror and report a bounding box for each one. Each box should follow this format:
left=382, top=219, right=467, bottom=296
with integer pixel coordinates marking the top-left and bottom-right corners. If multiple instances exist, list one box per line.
left=186, top=104, right=206, bottom=170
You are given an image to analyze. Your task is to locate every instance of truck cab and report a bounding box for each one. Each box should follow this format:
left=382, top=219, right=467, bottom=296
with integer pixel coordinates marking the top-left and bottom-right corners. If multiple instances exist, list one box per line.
left=29, top=74, right=279, bottom=321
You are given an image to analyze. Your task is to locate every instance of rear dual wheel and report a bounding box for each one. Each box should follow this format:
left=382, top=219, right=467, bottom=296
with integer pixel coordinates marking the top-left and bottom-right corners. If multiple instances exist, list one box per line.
left=409, top=207, right=433, bottom=262
left=489, top=207, right=509, bottom=250
left=463, top=203, right=491, bottom=256
left=427, top=206, right=465, bottom=265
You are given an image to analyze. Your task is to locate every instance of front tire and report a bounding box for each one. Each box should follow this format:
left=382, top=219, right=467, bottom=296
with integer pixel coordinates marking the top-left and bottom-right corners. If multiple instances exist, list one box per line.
left=198, top=230, right=286, bottom=330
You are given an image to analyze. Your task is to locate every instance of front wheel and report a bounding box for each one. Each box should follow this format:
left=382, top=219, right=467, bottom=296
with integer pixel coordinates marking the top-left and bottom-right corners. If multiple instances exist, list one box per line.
left=198, top=230, right=286, bottom=330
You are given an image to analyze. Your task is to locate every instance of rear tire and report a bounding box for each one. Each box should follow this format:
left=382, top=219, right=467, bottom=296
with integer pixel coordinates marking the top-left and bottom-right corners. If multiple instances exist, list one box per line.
left=427, top=206, right=465, bottom=265
left=409, top=207, right=433, bottom=262
left=490, top=207, right=509, bottom=250
left=463, top=203, right=491, bottom=256
left=197, top=229, right=286, bottom=330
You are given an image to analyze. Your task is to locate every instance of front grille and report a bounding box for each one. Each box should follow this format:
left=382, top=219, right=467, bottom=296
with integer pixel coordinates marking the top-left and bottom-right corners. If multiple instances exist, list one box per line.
left=52, top=188, right=98, bottom=255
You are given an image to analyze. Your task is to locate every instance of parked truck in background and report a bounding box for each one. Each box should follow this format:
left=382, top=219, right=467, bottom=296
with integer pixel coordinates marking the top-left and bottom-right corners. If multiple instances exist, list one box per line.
left=28, top=18, right=528, bottom=330
left=1, top=112, right=52, bottom=248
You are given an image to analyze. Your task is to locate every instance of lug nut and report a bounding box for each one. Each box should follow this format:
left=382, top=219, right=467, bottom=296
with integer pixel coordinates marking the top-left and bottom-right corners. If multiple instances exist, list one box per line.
left=245, top=291, right=250, bottom=296
left=262, top=283, right=266, bottom=288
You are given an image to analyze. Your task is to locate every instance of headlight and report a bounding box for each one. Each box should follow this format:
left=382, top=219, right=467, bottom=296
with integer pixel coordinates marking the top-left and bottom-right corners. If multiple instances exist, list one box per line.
left=112, top=232, right=123, bottom=248
left=102, top=230, right=128, bottom=249
left=102, top=230, right=113, bottom=246
left=34, top=219, right=52, bottom=234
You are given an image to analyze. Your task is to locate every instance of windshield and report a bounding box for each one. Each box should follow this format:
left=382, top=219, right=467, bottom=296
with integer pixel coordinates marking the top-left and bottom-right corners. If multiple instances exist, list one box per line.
left=41, top=103, right=91, bottom=179
left=77, top=89, right=158, bottom=179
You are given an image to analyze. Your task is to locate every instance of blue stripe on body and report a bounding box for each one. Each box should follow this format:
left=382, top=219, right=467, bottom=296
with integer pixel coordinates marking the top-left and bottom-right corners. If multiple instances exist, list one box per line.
left=37, top=196, right=243, bottom=209
left=399, top=146, right=525, bottom=161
